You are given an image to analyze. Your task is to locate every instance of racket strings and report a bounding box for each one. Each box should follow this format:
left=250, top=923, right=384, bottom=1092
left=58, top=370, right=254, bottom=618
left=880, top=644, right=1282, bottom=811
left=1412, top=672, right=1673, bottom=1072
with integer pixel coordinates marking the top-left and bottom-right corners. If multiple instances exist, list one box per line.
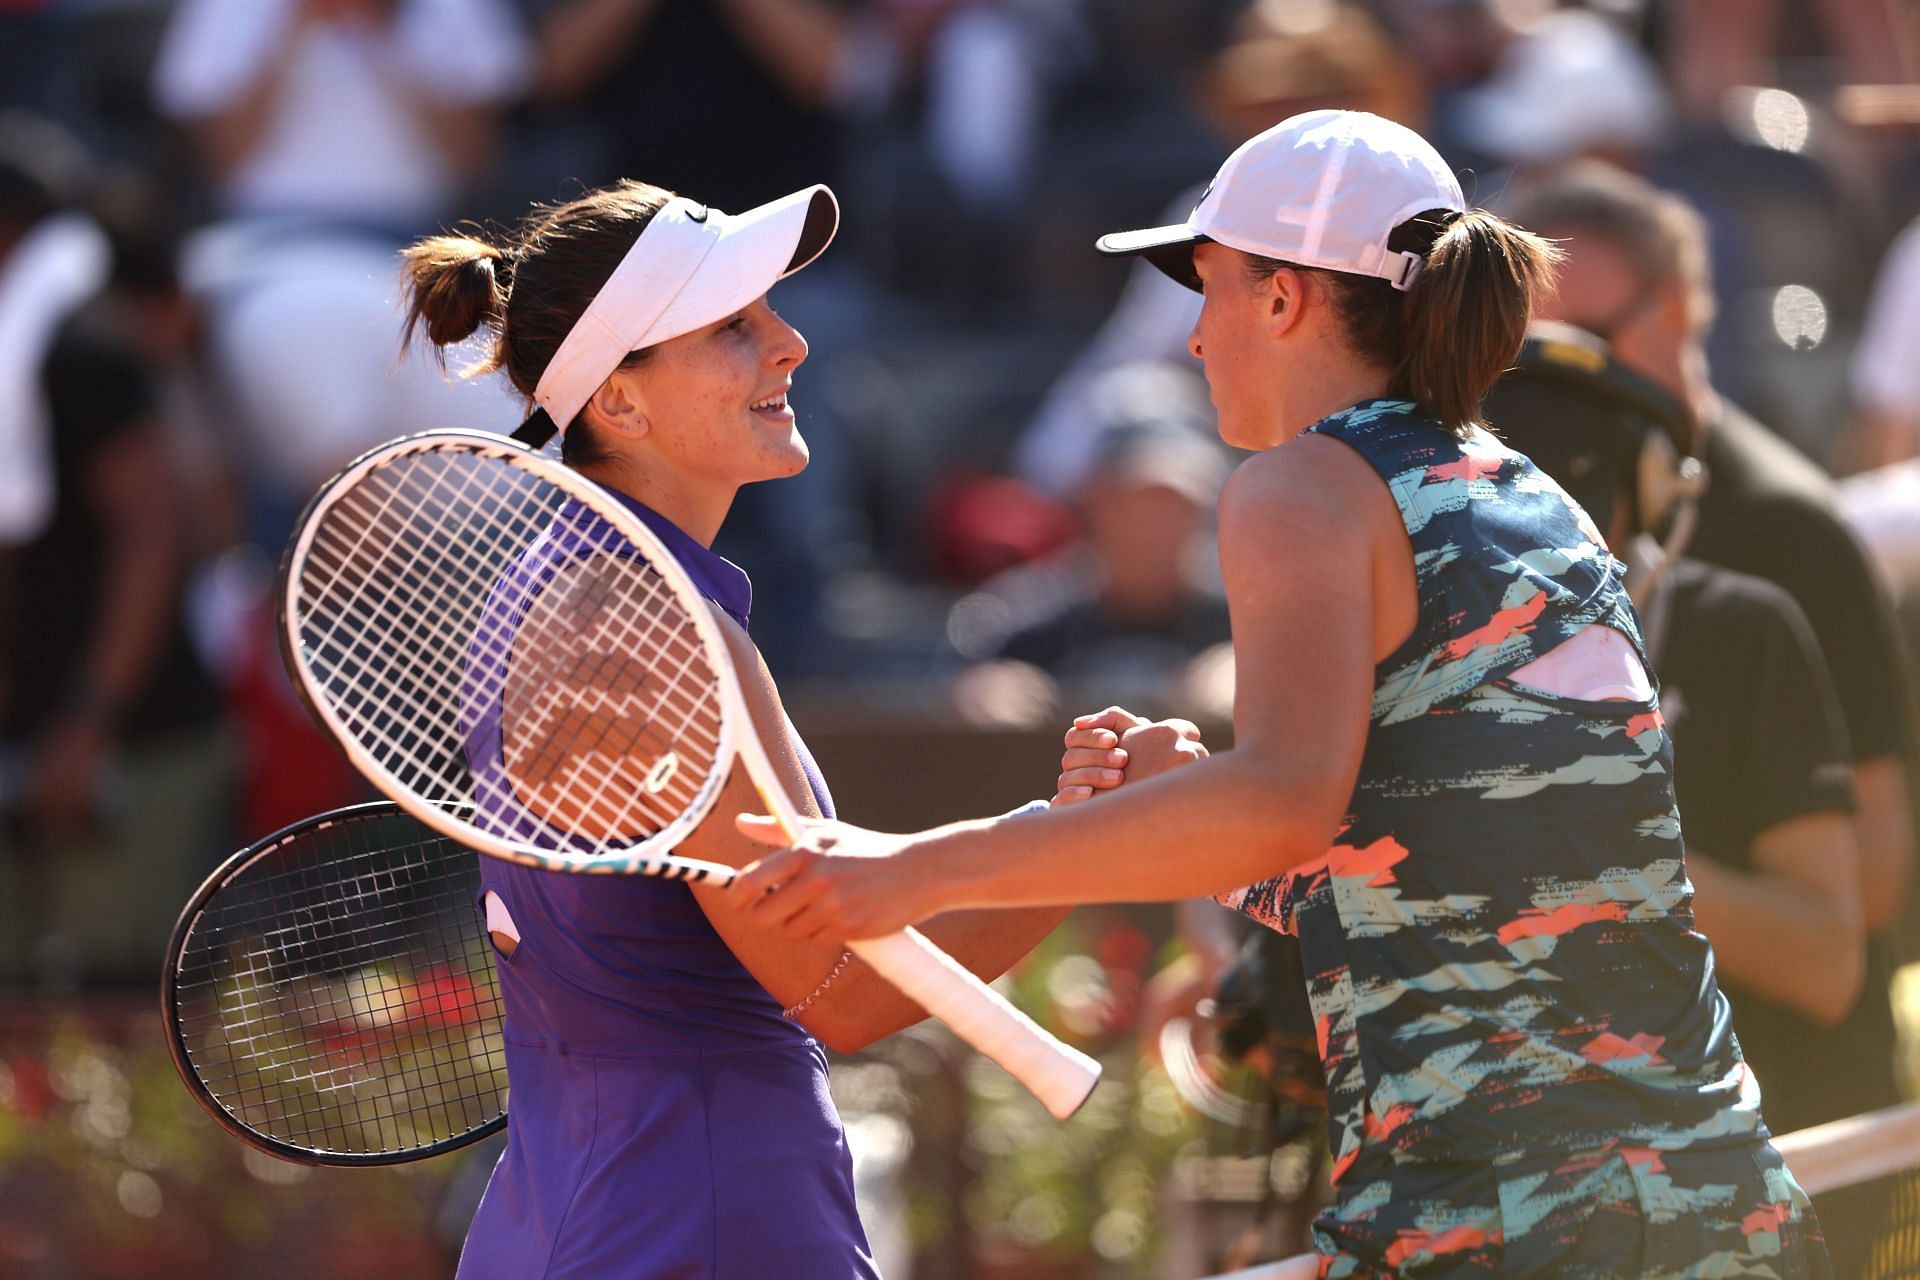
left=292, top=444, right=730, bottom=859
left=173, top=814, right=506, bottom=1157
left=303, top=463, right=558, bottom=797
left=505, top=558, right=723, bottom=838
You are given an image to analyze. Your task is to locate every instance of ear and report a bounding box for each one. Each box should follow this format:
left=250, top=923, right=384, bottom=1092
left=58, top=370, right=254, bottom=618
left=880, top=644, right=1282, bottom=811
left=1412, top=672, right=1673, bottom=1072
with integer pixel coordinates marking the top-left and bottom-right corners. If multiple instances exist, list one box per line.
left=580, top=366, right=650, bottom=441
left=1654, top=280, right=1692, bottom=342
left=1262, top=267, right=1310, bottom=340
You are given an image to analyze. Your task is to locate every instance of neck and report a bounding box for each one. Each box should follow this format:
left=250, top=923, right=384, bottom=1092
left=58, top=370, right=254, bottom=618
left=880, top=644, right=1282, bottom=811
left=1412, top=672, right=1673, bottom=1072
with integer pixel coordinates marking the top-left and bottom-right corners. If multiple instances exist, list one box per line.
left=1680, top=344, right=1718, bottom=438
left=1275, top=360, right=1393, bottom=444
left=575, top=455, right=735, bottom=546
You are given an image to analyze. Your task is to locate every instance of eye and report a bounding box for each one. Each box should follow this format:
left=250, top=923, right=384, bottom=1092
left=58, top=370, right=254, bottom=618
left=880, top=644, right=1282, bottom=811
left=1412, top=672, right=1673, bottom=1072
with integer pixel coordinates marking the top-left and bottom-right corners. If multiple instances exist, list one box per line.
left=723, top=313, right=748, bottom=332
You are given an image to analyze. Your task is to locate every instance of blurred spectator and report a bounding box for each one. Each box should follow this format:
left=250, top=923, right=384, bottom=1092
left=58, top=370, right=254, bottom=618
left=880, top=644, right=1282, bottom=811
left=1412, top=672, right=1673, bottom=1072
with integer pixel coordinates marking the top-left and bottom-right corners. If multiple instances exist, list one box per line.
left=0, top=114, right=230, bottom=988
left=1507, top=159, right=1916, bottom=951
left=1485, top=323, right=1895, bottom=1275
left=949, top=363, right=1234, bottom=726
left=517, top=0, right=869, bottom=209
left=153, top=0, right=528, bottom=231
left=1840, top=459, right=1920, bottom=629
left=918, top=0, right=1094, bottom=218
left=1448, top=5, right=1671, bottom=174
left=151, top=0, right=531, bottom=541
left=1840, top=214, right=1920, bottom=473
left=1654, top=0, right=1917, bottom=129
left=1370, top=0, right=1538, bottom=171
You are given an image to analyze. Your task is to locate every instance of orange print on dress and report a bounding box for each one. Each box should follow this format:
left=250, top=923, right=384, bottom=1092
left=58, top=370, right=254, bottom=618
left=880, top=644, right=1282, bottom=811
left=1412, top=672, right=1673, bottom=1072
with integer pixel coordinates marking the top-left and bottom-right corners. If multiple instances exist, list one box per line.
left=1740, top=1201, right=1795, bottom=1237
left=1496, top=899, right=1630, bottom=945
left=1327, top=836, right=1410, bottom=887
left=1626, top=708, right=1665, bottom=739
left=1578, top=1030, right=1667, bottom=1066
left=1439, top=591, right=1549, bottom=661
left=1424, top=453, right=1505, bottom=485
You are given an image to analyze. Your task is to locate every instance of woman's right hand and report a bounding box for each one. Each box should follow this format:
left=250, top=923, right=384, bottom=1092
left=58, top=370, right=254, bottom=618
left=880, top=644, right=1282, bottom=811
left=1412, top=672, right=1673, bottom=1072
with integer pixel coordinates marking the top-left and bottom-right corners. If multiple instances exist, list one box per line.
left=1052, top=706, right=1208, bottom=806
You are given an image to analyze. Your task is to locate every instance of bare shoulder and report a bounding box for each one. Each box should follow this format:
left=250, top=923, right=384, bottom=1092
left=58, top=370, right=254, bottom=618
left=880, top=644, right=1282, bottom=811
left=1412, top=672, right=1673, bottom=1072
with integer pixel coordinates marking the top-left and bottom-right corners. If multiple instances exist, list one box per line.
left=1219, top=434, right=1398, bottom=545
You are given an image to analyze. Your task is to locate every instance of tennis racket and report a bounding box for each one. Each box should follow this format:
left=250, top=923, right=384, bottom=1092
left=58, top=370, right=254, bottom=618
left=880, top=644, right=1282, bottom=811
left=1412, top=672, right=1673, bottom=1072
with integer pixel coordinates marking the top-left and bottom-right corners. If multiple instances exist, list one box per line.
left=162, top=802, right=507, bottom=1165
left=278, top=428, right=1100, bottom=1120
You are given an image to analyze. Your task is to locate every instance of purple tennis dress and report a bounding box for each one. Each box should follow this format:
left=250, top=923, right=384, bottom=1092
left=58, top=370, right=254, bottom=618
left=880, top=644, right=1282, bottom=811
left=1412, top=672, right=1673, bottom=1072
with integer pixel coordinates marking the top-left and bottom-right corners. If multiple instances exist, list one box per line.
left=455, top=492, right=879, bottom=1280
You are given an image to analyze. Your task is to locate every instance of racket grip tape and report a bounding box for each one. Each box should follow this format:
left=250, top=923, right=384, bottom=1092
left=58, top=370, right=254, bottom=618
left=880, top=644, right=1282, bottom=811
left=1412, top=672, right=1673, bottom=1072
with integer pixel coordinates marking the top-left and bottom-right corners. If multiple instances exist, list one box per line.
left=849, top=929, right=1101, bottom=1120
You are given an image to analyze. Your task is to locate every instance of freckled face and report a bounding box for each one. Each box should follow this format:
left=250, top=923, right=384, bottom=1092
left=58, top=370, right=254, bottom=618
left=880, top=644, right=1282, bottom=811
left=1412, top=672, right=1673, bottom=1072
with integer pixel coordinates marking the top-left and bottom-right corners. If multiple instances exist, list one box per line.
left=626, top=295, right=811, bottom=486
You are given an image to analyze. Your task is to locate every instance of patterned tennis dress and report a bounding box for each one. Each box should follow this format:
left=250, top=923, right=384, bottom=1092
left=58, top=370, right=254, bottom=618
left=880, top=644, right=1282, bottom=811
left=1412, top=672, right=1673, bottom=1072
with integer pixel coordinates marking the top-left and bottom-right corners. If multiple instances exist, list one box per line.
left=1218, top=400, right=1830, bottom=1278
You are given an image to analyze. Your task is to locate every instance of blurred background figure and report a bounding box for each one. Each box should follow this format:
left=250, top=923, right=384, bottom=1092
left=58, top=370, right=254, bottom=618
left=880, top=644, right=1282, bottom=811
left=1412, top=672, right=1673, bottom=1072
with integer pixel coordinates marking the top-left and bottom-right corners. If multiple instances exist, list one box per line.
left=1485, top=325, right=1901, bottom=1276
left=151, top=0, right=531, bottom=534
left=0, top=113, right=230, bottom=989
left=1843, top=213, right=1920, bottom=473
left=947, top=361, right=1233, bottom=728
left=1505, top=161, right=1918, bottom=968
left=148, top=0, right=533, bottom=838
left=1403, top=0, right=1670, bottom=178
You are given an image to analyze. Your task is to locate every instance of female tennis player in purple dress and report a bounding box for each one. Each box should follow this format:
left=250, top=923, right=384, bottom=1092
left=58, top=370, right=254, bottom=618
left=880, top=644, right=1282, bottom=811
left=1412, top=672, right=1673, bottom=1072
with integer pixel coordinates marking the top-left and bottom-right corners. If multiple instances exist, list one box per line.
left=731, top=113, right=1833, bottom=1277
left=400, top=183, right=1067, bottom=1279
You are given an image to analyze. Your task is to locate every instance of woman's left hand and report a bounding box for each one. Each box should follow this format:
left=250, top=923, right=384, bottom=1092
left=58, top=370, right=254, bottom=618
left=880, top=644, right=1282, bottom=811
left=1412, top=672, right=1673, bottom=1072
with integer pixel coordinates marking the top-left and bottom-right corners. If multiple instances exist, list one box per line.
left=725, top=815, right=953, bottom=945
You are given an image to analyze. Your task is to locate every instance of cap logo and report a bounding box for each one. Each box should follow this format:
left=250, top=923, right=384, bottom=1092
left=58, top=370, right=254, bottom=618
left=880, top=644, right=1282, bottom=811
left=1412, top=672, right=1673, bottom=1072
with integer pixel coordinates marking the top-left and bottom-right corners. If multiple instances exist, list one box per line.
left=1190, top=176, right=1217, bottom=219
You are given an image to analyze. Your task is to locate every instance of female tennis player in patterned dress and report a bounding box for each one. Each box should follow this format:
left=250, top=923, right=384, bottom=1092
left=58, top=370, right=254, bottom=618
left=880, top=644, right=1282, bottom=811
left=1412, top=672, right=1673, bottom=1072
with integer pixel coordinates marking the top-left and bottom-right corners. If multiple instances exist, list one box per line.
left=733, top=112, right=1834, bottom=1277
left=399, top=183, right=1067, bottom=1279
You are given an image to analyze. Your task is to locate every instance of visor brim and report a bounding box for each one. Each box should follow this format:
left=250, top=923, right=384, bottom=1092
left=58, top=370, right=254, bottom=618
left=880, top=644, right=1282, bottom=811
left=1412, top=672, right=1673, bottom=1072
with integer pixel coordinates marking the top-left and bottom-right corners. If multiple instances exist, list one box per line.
left=1095, top=224, right=1212, bottom=292
left=646, top=185, right=840, bottom=344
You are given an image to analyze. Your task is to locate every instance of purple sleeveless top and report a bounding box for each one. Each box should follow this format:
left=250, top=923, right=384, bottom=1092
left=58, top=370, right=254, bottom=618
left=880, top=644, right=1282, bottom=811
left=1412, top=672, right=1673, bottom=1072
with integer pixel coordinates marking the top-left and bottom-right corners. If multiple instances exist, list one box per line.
left=455, top=491, right=878, bottom=1279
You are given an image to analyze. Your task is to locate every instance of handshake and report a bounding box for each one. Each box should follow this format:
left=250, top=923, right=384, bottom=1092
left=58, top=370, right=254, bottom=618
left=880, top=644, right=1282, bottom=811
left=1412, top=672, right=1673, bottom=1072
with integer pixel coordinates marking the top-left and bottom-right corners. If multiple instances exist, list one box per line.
left=1051, top=707, right=1211, bottom=808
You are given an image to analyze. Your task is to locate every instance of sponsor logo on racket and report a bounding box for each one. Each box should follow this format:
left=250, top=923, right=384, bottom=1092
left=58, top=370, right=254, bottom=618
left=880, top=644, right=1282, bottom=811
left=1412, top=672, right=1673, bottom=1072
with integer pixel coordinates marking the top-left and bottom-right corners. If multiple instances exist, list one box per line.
left=644, top=752, right=680, bottom=795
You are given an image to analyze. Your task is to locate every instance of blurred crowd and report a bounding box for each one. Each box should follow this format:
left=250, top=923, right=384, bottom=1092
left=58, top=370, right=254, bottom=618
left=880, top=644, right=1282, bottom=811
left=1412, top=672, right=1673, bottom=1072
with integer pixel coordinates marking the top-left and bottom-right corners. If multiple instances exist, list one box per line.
left=0, top=0, right=1918, bottom=1267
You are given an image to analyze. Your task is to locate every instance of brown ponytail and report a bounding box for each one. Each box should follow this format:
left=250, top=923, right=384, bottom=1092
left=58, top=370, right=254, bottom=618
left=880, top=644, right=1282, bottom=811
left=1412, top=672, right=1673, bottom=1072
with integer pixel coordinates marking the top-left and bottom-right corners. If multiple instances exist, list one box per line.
left=401, top=232, right=508, bottom=358
left=1240, top=208, right=1561, bottom=436
left=399, top=180, right=677, bottom=461
left=1393, top=210, right=1560, bottom=434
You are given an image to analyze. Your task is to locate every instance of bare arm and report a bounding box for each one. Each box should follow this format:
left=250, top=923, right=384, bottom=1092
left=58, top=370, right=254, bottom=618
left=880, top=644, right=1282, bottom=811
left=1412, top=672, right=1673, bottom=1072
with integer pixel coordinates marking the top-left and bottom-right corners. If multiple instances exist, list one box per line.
left=711, top=0, right=852, bottom=109
left=29, top=428, right=186, bottom=839
left=1686, top=811, right=1866, bottom=1025
left=686, top=614, right=1070, bottom=1053
left=182, top=16, right=309, bottom=177
left=1853, top=755, right=1915, bottom=936
left=529, top=0, right=665, bottom=106
left=725, top=441, right=1386, bottom=937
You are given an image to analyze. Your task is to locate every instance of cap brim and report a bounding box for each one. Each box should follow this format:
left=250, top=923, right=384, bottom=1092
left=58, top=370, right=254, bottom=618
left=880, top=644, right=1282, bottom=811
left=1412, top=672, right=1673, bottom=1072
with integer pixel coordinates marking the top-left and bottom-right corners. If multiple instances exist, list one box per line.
left=649, top=185, right=840, bottom=341
left=1095, top=223, right=1211, bottom=292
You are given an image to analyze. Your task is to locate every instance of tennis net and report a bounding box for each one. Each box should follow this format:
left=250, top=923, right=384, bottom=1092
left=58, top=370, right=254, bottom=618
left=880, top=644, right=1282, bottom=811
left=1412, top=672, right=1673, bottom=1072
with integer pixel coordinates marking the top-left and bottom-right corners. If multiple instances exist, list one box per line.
left=1205, top=1099, right=1920, bottom=1279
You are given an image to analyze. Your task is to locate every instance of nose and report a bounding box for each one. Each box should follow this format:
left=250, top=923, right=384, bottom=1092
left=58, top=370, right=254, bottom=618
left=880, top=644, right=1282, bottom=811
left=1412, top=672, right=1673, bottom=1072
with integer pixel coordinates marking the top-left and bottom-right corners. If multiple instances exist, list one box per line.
left=1187, top=322, right=1203, bottom=361
left=772, top=313, right=809, bottom=369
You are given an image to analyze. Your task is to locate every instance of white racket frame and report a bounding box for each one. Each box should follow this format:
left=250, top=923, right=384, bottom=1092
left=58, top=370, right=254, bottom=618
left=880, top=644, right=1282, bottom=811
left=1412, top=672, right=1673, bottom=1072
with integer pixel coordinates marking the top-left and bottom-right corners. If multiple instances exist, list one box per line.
left=282, top=430, right=1100, bottom=1120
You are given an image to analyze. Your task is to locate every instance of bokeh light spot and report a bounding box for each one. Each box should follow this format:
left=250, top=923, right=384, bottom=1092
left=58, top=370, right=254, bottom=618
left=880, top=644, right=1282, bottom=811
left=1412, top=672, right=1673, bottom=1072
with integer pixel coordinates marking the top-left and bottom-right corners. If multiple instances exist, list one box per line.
left=1771, top=285, right=1828, bottom=350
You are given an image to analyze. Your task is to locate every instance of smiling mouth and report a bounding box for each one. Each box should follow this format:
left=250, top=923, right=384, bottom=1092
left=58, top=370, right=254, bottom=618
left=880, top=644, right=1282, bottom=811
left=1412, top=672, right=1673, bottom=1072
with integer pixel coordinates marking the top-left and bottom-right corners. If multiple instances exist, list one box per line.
left=750, top=394, right=789, bottom=413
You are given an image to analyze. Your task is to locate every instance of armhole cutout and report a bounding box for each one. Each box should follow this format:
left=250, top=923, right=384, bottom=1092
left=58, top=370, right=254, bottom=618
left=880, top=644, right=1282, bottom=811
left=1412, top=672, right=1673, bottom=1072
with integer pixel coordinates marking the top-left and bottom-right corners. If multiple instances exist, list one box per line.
left=1507, top=624, right=1653, bottom=702
left=485, top=889, right=521, bottom=958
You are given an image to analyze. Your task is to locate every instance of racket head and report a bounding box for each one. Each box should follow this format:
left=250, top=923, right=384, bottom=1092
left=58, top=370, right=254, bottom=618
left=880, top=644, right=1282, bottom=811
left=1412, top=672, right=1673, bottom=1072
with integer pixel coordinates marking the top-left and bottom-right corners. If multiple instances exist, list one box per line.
left=161, top=802, right=508, bottom=1166
left=278, top=430, right=747, bottom=876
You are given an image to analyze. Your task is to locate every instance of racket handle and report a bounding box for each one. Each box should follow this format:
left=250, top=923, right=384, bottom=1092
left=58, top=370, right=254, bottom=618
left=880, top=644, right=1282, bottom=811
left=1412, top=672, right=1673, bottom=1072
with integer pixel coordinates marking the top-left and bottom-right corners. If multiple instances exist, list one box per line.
left=849, top=929, right=1101, bottom=1120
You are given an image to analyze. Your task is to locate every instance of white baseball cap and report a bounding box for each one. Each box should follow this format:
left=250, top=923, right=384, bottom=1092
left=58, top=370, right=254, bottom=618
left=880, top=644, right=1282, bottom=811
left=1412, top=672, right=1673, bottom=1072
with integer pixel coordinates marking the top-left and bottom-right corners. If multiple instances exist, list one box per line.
left=534, top=185, right=838, bottom=432
left=1097, top=110, right=1466, bottom=293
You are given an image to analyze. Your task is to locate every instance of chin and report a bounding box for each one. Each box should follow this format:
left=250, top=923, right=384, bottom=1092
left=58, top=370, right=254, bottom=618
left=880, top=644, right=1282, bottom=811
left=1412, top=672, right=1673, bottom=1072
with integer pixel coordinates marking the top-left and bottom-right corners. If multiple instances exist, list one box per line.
left=760, top=434, right=810, bottom=480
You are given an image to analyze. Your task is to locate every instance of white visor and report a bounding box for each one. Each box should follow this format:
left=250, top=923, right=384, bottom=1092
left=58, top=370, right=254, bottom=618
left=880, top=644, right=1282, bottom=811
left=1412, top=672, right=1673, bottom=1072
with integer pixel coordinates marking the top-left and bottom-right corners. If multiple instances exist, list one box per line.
left=534, top=185, right=839, bottom=432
